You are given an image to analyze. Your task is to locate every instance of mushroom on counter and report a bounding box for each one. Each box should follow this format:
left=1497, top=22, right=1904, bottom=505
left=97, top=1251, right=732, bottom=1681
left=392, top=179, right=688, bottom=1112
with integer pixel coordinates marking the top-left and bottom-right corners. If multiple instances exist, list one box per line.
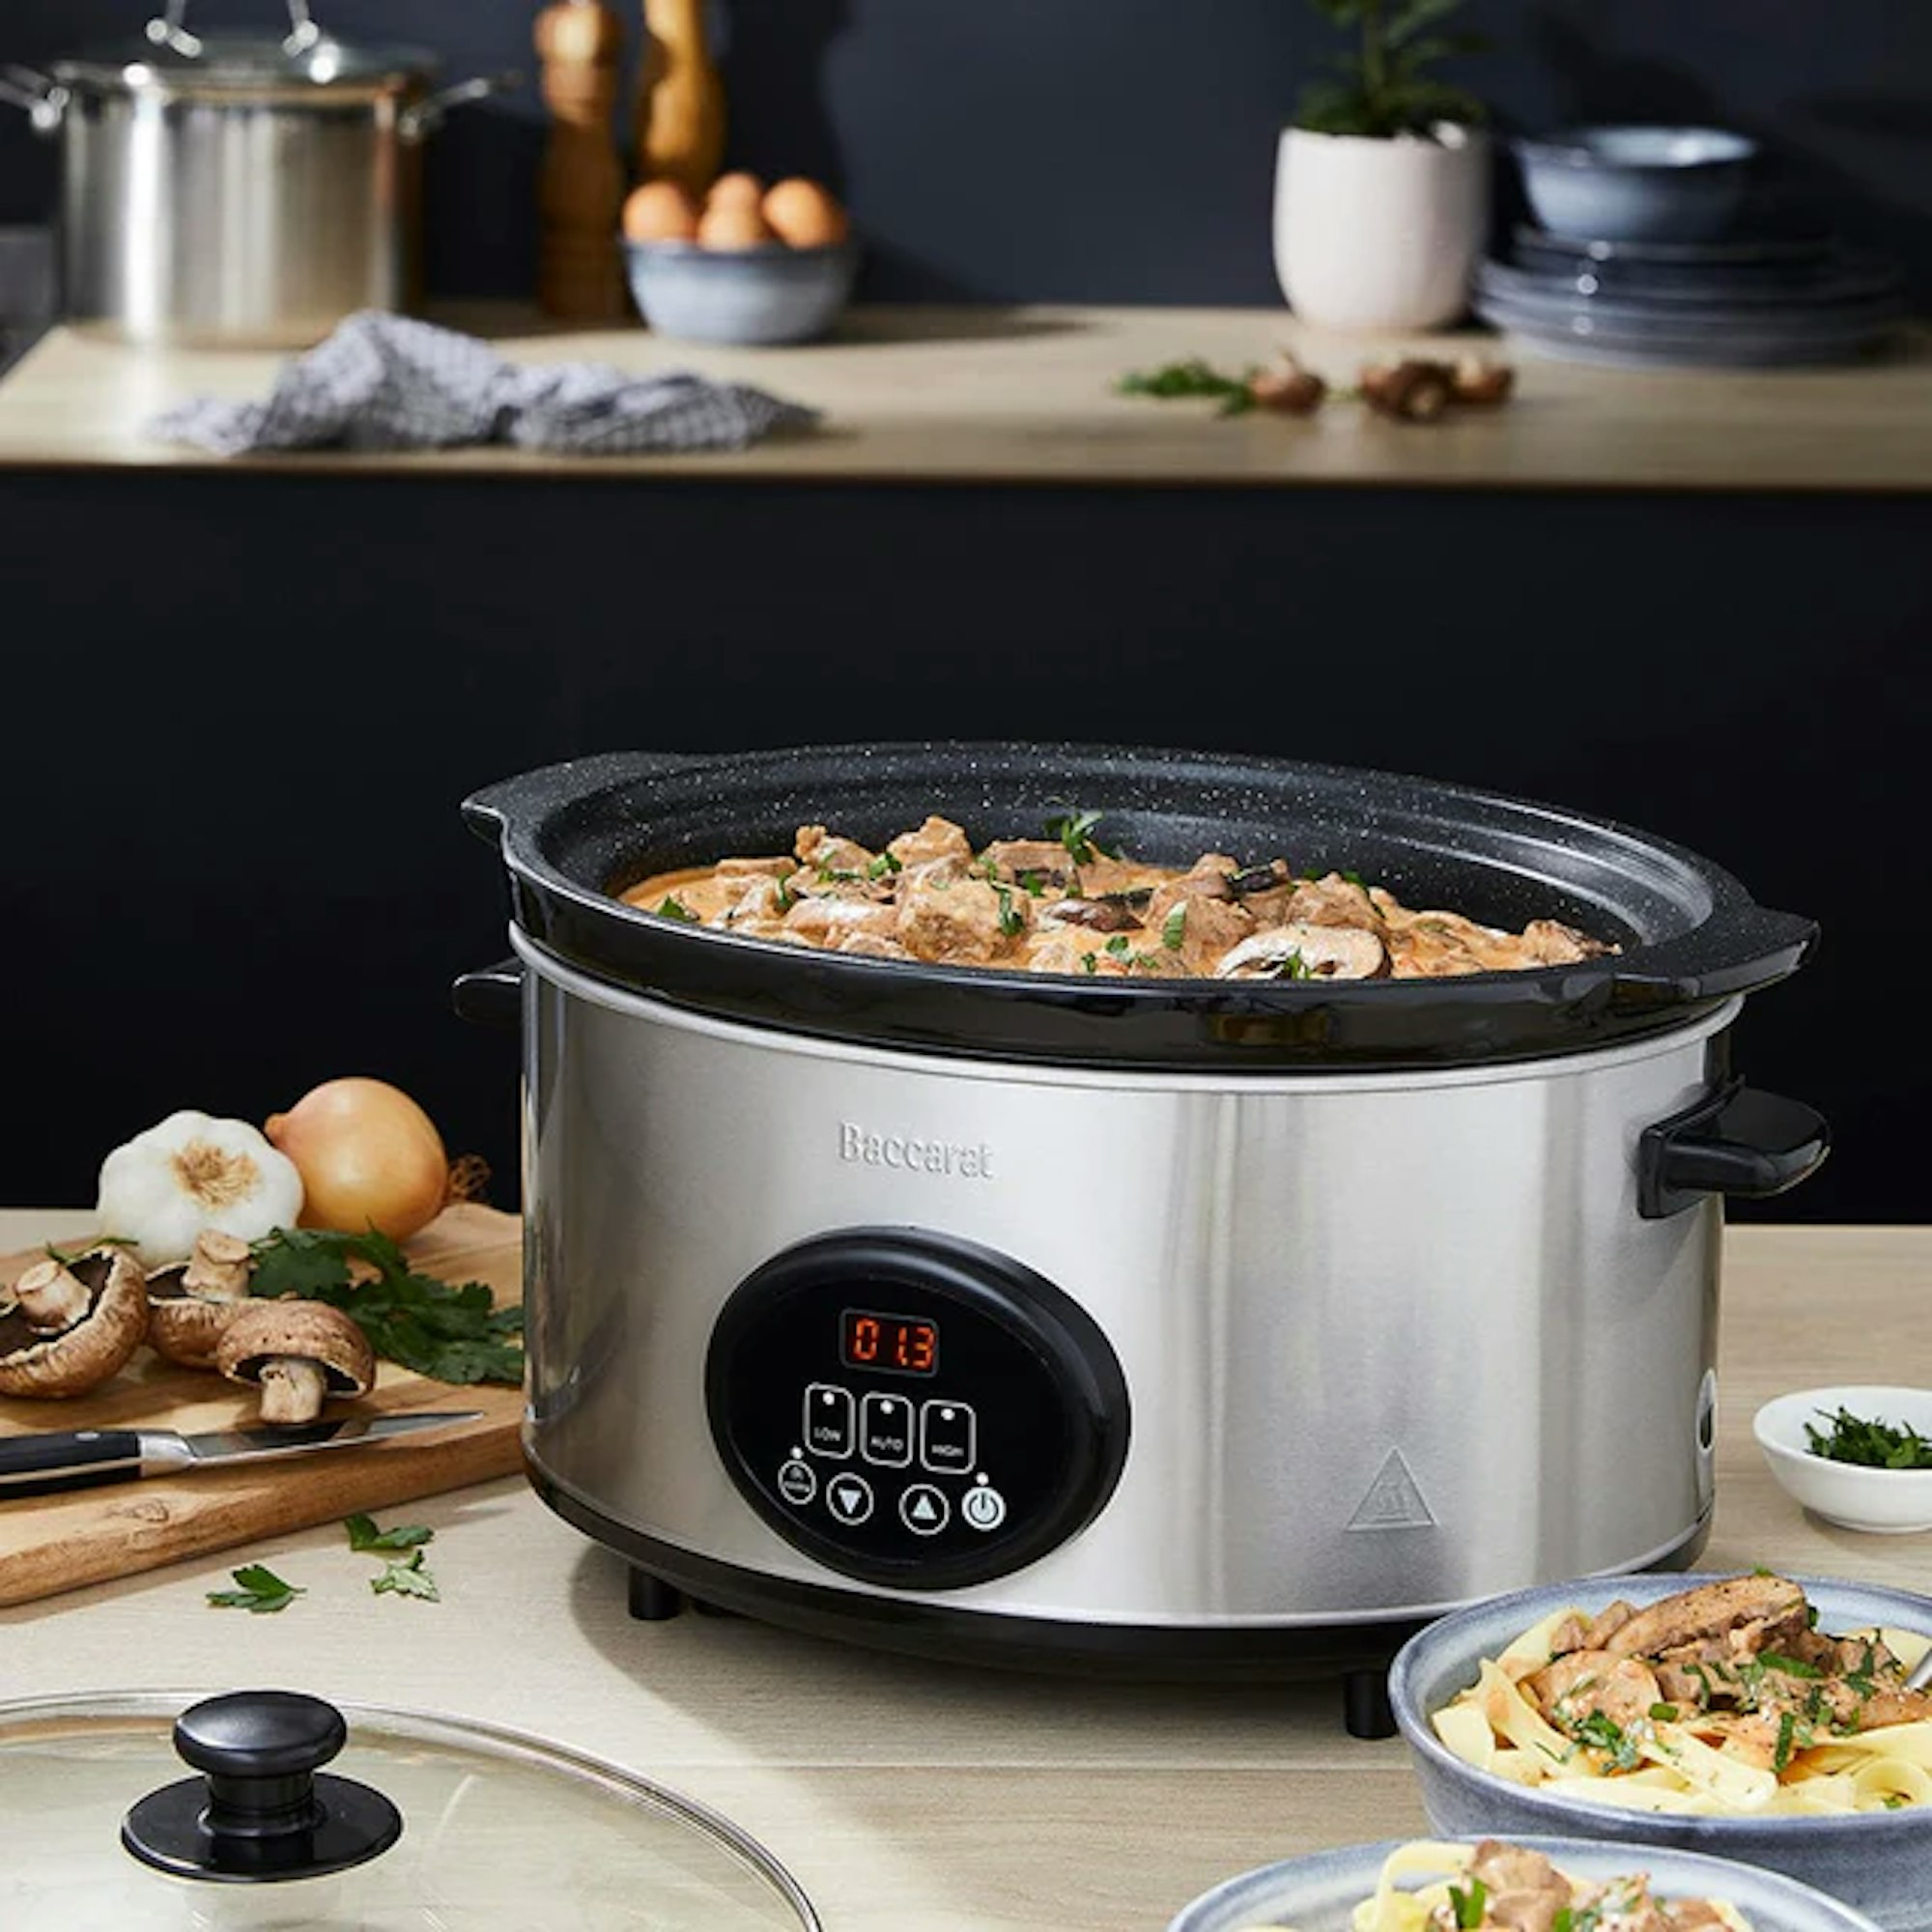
left=215, top=1300, right=374, bottom=1425
left=146, top=1230, right=257, bottom=1369
left=0, top=1249, right=149, bottom=1397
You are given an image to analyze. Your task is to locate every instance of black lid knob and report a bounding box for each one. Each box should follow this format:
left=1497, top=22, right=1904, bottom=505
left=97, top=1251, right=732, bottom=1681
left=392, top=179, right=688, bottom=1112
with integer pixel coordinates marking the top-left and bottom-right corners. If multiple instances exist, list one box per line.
left=123, top=1690, right=403, bottom=1885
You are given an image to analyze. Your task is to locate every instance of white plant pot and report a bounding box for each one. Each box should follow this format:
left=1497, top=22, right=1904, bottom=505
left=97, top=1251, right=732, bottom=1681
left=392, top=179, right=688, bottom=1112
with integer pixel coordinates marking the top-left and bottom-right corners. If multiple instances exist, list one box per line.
left=1273, top=124, right=1490, bottom=330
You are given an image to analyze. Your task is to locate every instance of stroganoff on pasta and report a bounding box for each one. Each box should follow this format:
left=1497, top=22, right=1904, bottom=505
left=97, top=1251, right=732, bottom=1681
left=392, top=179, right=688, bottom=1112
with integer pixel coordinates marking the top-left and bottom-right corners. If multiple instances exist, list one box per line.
left=1434, top=1575, right=1932, bottom=1816
left=1240, top=1839, right=1753, bottom=1932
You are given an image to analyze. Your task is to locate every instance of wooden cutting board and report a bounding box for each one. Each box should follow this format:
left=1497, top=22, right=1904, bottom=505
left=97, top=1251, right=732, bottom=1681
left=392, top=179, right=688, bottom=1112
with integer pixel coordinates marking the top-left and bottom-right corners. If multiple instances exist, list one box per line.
left=0, top=1204, right=526, bottom=1606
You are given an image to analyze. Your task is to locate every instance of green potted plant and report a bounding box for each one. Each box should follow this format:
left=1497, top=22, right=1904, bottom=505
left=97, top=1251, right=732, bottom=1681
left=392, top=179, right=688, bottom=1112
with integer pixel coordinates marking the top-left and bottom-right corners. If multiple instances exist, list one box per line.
left=1274, top=0, right=1490, bottom=330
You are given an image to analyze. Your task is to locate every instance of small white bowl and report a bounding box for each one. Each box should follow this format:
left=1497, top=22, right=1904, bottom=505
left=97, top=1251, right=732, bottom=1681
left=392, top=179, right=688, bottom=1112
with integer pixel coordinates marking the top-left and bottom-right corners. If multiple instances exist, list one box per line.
left=1754, top=1386, right=1932, bottom=1533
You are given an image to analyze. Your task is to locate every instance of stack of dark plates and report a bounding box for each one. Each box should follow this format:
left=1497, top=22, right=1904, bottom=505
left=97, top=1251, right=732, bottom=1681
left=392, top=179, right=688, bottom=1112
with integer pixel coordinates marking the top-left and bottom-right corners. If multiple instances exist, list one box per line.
left=1477, top=225, right=1907, bottom=370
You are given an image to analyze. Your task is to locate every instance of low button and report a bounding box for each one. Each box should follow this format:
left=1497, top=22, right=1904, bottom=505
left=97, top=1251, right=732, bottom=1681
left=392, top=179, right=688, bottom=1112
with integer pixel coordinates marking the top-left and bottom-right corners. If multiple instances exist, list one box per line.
left=825, top=1472, right=874, bottom=1526
left=899, top=1483, right=950, bottom=1536
left=804, top=1383, right=854, bottom=1460
left=919, top=1400, right=976, bottom=1474
left=861, top=1393, right=914, bottom=1468
left=961, top=1483, right=1008, bottom=1532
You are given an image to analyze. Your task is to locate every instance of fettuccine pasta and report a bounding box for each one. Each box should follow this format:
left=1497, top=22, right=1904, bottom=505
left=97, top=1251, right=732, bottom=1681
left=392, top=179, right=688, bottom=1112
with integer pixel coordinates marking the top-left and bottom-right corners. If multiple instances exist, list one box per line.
left=1237, top=1838, right=1754, bottom=1932
left=1433, top=1574, right=1932, bottom=1818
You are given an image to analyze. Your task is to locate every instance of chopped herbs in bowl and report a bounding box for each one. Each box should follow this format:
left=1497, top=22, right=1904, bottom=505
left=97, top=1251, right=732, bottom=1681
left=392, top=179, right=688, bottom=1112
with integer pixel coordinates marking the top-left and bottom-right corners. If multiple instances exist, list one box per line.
left=1755, top=1387, right=1932, bottom=1534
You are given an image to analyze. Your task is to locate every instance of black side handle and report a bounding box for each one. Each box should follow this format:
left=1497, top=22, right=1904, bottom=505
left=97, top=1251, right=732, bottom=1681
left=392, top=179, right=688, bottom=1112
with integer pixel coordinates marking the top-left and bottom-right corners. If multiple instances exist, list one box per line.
left=0, top=1429, right=146, bottom=1499
left=452, top=958, right=524, bottom=1029
left=1638, top=1079, right=1831, bottom=1219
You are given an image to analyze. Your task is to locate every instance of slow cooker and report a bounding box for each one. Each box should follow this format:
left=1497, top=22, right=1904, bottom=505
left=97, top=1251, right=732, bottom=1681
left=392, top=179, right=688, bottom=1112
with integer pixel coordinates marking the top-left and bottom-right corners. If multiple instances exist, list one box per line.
left=458, top=743, right=1827, bottom=1718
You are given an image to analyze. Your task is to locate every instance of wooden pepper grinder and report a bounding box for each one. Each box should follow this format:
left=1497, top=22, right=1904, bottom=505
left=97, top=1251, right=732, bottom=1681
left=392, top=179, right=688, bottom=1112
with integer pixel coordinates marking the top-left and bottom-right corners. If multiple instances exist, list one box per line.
left=635, top=0, right=725, bottom=197
left=534, top=0, right=627, bottom=320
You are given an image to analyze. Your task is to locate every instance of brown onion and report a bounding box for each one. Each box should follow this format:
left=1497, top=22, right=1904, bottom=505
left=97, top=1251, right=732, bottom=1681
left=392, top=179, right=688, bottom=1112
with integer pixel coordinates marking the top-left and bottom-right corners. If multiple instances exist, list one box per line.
left=264, top=1078, right=449, bottom=1241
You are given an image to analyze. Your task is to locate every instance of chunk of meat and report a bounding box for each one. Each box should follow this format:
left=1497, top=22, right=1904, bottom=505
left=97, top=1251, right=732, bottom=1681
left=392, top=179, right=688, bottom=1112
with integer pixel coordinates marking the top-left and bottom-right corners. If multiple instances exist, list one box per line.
left=782, top=897, right=898, bottom=949
left=1284, top=872, right=1382, bottom=931
left=1216, top=922, right=1386, bottom=981
left=886, top=816, right=973, bottom=870
left=1605, top=1575, right=1809, bottom=1663
left=715, top=856, right=793, bottom=880
left=895, top=876, right=1018, bottom=965
left=978, top=838, right=1071, bottom=888
left=835, top=929, right=912, bottom=960
left=1144, top=892, right=1254, bottom=976
left=1465, top=1840, right=1572, bottom=1932
left=1023, top=931, right=1131, bottom=979
left=1076, top=853, right=1173, bottom=899
left=1521, top=917, right=1613, bottom=964
left=1525, top=1651, right=1663, bottom=1734
left=1685, top=1713, right=1781, bottom=1770
left=793, top=825, right=875, bottom=874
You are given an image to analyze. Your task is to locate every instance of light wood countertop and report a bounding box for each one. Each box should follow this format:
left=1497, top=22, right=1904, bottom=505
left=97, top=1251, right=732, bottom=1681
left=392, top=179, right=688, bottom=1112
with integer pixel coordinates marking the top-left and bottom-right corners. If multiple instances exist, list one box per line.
left=0, top=306, right=1927, bottom=491
left=3, top=1213, right=1928, bottom=1929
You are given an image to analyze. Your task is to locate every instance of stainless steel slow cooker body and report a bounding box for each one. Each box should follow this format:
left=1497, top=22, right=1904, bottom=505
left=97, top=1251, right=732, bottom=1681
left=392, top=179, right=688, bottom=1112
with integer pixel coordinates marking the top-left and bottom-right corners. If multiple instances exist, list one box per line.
left=2, top=3, right=503, bottom=347
left=461, top=743, right=1828, bottom=1677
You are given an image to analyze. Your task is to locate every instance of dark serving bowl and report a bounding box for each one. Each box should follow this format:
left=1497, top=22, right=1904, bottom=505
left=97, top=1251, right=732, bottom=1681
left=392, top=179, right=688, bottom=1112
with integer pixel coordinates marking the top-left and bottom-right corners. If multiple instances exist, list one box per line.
left=1389, top=1572, right=1932, bottom=1932
left=1513, top=126, right=1757, bottom=243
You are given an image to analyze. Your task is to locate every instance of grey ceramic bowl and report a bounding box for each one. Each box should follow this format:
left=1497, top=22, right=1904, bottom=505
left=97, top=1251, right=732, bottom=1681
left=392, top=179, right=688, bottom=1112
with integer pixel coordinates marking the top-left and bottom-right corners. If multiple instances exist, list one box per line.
left=623, top=240, right=860, bottom=346
left=1389, top=1572, right=1932, bottom=1932
left=1514, top=126, right=1757, bottom=243
left=1169, top=1834, right=1883, bottom=1932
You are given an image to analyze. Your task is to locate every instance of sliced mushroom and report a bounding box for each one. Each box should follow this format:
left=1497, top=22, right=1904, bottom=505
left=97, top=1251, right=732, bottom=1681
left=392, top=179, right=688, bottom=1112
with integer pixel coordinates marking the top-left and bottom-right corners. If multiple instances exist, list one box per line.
left=0, top=1249, right=149, bottom=1397
left=215, top=1300, right=375, bottom=1425
left=147, top=1229, right=257, bottom=1370
left=1215, top=923, right=1387, bottom=981
left=1037, top=896, right=1141, bottom=934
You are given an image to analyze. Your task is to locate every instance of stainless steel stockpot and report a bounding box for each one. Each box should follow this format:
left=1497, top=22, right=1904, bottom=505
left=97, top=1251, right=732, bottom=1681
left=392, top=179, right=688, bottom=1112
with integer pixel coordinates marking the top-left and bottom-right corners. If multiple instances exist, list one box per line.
left=458, top=743, right=1830, bottom=1702
left=1, top=1, right=506, bottom=346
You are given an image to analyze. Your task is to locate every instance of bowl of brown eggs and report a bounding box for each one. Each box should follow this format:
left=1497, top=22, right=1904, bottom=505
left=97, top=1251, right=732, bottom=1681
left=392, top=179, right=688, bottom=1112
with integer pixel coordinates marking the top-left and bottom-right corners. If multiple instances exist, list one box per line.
left=621, top=172, right=858, bottom=346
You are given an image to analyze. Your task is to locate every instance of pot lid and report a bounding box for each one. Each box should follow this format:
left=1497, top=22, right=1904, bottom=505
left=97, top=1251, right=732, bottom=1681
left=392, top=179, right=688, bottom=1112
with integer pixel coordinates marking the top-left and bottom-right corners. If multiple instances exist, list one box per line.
left=0, top=1690, right=821, bottom=1930
left=53, top=28, right=437, bottom=96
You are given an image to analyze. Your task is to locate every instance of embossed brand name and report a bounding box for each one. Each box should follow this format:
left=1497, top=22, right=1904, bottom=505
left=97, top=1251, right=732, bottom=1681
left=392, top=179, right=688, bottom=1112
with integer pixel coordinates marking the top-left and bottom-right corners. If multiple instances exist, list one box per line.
left=839, top=1121, right=994, bottom=1179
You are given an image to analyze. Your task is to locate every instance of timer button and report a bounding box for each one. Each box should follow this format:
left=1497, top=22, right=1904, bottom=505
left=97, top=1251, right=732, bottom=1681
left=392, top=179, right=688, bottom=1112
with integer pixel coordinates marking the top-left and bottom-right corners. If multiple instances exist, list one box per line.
left=961, top=1483, right=1008, bottom=1532
left=861, top=1394, right=914, bottom=1467
left=825, top=1472, right=874, bottom=1525
left=919, top=1400, right=976, bottom=1475
left=803, top=1384, right=854, bottom=1459
left=899, top=1484, right=950, bottom=1536
left=777, top=1459, right=816, bottom=1506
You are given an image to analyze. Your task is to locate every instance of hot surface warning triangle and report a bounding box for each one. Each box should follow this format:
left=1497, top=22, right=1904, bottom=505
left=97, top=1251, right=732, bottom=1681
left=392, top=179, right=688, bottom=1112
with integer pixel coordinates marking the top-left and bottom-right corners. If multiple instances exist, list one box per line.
left=1346, top=1449, right=1435, bottom=1531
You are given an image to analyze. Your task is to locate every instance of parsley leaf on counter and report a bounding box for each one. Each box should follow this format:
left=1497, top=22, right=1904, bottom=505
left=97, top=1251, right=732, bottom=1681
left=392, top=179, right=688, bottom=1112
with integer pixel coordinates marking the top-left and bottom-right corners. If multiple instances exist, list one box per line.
left=208, top=1563, right=303, bottom=1614
left=1117, top=358, right=1257, bottom=416
left=346, top=1513, right=434, bottom=1553
left=370, top=1548, right=440, bottom=1602
left=250, top=1228, right=524, bottom=1386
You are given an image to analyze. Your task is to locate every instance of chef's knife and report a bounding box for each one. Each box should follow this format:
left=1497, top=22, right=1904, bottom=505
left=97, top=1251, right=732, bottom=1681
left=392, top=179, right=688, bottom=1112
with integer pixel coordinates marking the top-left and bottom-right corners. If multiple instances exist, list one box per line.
left=0, top=1412, right=481, bottom=1499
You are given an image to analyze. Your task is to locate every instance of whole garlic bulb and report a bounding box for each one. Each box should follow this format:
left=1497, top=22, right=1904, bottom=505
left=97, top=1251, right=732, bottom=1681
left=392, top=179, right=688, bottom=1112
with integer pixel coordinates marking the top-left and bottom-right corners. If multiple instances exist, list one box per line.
left=97, top=1110, right=305, bottom=1265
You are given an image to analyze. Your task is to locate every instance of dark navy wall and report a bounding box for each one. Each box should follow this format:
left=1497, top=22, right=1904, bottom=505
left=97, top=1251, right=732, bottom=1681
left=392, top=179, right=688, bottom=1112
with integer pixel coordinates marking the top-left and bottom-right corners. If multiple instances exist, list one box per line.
left=1, top=0, right=1926, bottom=303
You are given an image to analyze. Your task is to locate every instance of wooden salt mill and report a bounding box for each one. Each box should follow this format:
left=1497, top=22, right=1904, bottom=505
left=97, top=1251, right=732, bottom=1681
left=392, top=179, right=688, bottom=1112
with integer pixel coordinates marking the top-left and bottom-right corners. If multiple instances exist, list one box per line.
left=635, top=0, right=725, bottom=197
left=534, top=0, right=627, bottom=320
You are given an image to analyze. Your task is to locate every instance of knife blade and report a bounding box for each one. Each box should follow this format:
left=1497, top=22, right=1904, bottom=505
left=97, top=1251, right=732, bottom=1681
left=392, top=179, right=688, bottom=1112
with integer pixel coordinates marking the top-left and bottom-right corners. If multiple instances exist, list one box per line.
left=0, top=1411, right=482, bottom=1499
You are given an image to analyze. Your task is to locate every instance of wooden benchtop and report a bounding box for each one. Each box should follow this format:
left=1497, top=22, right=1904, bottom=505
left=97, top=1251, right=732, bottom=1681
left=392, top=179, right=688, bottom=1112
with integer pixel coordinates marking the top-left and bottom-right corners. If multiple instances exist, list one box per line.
left=0, top=304, right=1927, bottom=491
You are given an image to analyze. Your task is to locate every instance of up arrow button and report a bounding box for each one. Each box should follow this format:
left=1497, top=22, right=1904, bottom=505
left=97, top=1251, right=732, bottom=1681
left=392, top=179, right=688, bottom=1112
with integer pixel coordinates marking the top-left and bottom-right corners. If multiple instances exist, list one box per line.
left=899, top=1483, right=951, bottom=1535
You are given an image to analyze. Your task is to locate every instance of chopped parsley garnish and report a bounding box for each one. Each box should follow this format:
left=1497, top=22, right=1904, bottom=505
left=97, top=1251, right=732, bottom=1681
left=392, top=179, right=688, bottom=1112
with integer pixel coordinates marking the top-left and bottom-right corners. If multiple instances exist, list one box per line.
left=370, top=1548, right=440, bottom=1602
left=1045, top=809, right=1119, bottom=866
left=1762, top=1651, right=1824, bottom=1679
left=1340, top=868, right=1367, bottom=889
left=994, top=885, right=1025, bottom=938
left=1018, top=869, right=1046, bottom=895
left=1080, top=952, right=1098, bottom=975
left=816, top=864, right=863, bottom=885
left=1264, top=949, right=1313, bottom=980
left=1448, top=1878, right=1489, bottom=1929
left=345, top=1513, right=433, bottom=1553
left=250, top=1227, right=524, bottom=1385
left=1774, top=1709, right=1800, bottom=1773
left=773, top=873, right=795, bottom=912
left=1805, top=1406, right=1932, bottom=1470
left=867, top=850, right=902, bottom=879
left=1571, top=1711, right=1641, bottom=1771
left=1161, top=904, right=1187, bottom=952
left=1649, top=1702, right=1680, bottom=1723
left=1105, top=934, right=1131, bottom=956
left=207, top=1563, right=303, bottom=1614
left=656, top=894, right=698, bottom=923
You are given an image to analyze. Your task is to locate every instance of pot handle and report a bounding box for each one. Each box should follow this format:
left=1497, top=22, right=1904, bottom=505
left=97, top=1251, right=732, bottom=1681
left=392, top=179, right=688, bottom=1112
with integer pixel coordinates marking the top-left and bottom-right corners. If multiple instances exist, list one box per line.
left=453, top=957, right=525, bottom=1029
left=399, top=73, right=522, bottom=144
left=144, top=0, right=320, bottom=59
left=0, top=67, right=68, bottom=133
left=461, top=751, right=720, bottom=845
left=1637, top=1079, right=1830, bottom=1219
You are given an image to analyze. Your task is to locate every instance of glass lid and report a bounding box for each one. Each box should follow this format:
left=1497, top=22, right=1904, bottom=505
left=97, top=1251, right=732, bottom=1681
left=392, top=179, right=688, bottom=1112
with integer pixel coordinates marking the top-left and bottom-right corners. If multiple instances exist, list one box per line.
left=0, top=1690, right=821, bottom=1932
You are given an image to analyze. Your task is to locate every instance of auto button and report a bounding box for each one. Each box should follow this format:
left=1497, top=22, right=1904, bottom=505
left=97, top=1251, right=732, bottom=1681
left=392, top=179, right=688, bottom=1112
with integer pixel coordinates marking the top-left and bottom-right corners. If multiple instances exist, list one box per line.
left=861, top=1393, right=914, bottom=1467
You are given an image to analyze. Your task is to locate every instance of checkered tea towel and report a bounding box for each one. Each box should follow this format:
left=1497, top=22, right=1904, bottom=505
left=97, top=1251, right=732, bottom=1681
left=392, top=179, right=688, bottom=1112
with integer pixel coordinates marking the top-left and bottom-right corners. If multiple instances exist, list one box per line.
left=149, top=311, right=819, bottom=457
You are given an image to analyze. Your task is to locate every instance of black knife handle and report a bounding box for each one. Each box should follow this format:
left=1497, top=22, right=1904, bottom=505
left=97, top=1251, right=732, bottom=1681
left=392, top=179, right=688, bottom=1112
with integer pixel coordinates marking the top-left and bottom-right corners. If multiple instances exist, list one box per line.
left=0, top=1429, right=148, bottom=1498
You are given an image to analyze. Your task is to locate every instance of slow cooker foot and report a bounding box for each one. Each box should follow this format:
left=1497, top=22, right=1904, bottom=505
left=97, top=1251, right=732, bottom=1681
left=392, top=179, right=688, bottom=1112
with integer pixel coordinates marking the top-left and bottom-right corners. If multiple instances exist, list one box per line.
left=1343, top=1668, right=1396, bottom=1741
left=627, top=1566, right=686, bottom=1621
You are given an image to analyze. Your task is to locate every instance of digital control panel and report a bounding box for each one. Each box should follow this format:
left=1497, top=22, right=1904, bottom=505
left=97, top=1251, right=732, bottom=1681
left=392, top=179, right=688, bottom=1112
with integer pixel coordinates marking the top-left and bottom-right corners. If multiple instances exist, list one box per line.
left=705, top=1229, right=1131, bottom=1591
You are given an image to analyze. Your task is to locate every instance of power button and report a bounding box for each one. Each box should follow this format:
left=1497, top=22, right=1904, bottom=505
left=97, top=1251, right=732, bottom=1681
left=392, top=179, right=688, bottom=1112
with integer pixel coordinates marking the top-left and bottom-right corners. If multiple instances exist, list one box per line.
left=961, top=1483, right=1008, bottom=1532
